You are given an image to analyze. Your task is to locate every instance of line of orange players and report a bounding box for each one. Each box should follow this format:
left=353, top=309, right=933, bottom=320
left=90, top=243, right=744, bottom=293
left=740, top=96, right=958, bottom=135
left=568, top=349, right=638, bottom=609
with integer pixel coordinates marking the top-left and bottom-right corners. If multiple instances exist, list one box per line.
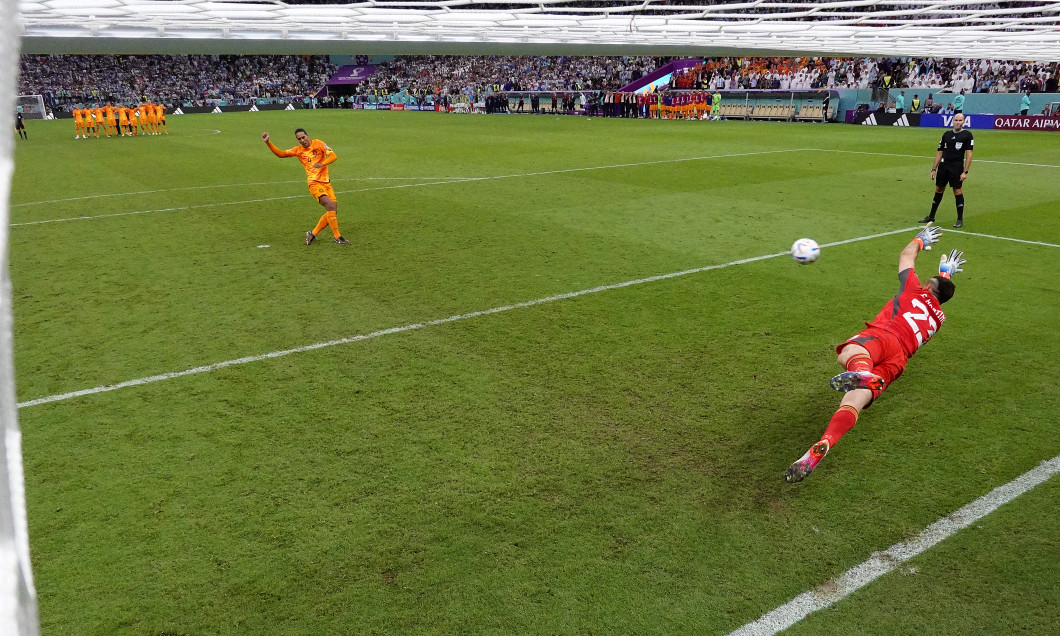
left=72, top=102, right=168, bottom=139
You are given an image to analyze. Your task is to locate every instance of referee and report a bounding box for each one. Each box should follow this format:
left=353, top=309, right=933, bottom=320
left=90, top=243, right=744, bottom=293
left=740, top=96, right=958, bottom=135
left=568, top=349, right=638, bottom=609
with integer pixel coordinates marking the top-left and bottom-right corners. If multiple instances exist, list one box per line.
left=920, top=112, right=973, bottom=228
left=14, top=111, right=26, bottom=140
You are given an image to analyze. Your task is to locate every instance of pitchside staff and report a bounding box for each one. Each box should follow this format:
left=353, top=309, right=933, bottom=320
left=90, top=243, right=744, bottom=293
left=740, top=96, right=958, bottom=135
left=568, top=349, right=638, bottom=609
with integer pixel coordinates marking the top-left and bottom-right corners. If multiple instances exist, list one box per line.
left=920, top=113, right=973, bottom=228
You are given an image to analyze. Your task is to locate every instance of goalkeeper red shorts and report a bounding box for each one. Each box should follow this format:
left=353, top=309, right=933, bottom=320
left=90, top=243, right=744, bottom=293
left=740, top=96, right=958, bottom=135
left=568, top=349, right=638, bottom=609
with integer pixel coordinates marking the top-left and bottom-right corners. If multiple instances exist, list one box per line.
left=837, top=326, right=909, bottom=401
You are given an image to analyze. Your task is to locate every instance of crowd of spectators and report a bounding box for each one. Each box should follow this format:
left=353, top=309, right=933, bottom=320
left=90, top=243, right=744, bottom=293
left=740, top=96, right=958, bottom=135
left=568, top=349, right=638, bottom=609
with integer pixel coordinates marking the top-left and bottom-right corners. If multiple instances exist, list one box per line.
left=671, top=57, right=1060, bottom=93
left=352, top=55, right=659, bottom=104
left=17, top=53, right=1060, bottom=115
left=17, top=54, right=337, bottom=112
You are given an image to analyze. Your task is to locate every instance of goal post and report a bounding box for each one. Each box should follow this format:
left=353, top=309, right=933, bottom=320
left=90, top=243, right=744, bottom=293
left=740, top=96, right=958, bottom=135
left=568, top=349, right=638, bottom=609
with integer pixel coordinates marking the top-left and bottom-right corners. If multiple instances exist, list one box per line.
left=1, top=0, right=42, bottom=634
left=15, top=96, right=45, bottom=120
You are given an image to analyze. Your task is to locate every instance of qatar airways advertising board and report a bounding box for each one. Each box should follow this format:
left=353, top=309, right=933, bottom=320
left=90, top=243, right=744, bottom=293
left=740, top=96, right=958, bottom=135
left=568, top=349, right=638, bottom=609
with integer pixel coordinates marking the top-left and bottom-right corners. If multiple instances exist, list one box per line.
left=919, top=113, right=1060, bottom=131
left=990, top=115, right=1060, bottom=130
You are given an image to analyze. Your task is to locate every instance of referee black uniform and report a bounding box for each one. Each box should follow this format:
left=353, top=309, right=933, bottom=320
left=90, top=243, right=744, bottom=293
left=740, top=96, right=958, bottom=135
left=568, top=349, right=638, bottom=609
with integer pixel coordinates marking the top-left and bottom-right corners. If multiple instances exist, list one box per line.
left=921, top=122, right=973, bottom=227
left=15, top=111, right=26, bottom=140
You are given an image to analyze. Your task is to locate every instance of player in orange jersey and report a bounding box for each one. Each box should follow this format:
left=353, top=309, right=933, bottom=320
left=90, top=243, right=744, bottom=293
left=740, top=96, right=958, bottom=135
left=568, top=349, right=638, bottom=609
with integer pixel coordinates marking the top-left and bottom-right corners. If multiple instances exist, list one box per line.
left=155, top=103, right=167, bottom=134
left=82, top=106, right=94, bottom=137
left=128, top=106, right=139, bottom=136
left=92, top=105, right=105, bottom=138
left=263, top=128, right=350, bottom=245
left=117, top=104, right=130, bottom=136
left=144, top=101, right=157, bottom=134
left=73, top=106, right=85, bottom=139
left=104, top=103, right=117, bottom=137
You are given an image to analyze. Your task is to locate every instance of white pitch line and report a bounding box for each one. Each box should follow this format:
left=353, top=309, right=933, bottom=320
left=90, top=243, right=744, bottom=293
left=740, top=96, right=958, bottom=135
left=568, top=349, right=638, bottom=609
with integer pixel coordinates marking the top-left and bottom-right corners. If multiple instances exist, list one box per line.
left=809, top=148, right=1060, bottom=169
left=728, top=453, right=1060, bottom=636
left=9, top=149, right=803, bottom=227
left=947, top=229, right=1060, bottom=248
left=15, top=226, right=909, bottom=410
left=13, top=148, right=1059, bottom=211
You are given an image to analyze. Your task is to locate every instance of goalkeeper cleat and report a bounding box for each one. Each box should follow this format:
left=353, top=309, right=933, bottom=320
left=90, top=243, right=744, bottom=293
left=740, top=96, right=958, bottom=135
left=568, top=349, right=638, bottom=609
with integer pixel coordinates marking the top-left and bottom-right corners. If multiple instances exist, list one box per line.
left=785, top=440, right=830, bottom=483
left=952, top=220, right=963, bottom=228
left=334, top=236, right=351, bottom=245
left=918, top=216, right=934, bottom=223
left=305, top=231, right=316, bottom=246
left=829, top=371, right=885, bottom=392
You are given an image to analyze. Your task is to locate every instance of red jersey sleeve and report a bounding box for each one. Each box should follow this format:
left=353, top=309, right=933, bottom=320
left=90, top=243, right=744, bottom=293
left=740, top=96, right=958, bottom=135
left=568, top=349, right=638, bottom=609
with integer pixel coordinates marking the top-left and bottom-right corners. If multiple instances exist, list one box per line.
left=866, top=268, right=947, bottom=356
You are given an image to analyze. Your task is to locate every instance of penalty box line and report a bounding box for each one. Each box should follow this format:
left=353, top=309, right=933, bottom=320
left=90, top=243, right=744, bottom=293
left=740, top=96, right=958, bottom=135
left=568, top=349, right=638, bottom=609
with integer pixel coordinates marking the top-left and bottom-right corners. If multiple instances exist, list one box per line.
left=16, top=226, right=912, bottom=410
left=728, top=454, right=1060, bottom=636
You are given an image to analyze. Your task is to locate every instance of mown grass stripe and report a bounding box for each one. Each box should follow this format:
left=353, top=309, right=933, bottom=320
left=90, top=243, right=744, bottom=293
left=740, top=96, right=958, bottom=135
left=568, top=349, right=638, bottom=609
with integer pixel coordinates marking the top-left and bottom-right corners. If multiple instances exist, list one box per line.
left=16, top=227, right=911, bottom=410
left=9, top=149, right=802, bottom=227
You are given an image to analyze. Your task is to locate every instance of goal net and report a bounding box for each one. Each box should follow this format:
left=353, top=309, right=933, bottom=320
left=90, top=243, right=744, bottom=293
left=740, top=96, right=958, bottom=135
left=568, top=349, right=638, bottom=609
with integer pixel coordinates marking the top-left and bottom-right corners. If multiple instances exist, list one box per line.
left=1, top=0, right=42, bottom=634
left=15, top=96, right=45, bottom=121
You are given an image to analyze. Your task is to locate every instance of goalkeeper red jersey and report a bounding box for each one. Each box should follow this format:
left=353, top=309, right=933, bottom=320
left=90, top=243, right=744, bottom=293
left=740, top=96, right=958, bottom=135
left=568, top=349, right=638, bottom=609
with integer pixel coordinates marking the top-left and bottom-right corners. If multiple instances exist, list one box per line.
left=865, top=268, right=947, bottom=357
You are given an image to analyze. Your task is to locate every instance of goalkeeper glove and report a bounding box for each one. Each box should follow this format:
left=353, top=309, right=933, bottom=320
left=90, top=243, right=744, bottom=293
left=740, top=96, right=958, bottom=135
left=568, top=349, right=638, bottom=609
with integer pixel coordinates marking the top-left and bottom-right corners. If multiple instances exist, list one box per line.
left=938, top=249, right=965, bottom=279
left=914, top=223, right=942, bottom=251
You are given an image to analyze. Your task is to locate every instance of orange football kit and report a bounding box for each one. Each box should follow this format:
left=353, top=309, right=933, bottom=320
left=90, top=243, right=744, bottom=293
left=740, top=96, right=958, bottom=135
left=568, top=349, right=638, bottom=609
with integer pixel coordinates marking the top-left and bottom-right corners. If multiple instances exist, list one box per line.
left=266, top=138, right=343, bottom=240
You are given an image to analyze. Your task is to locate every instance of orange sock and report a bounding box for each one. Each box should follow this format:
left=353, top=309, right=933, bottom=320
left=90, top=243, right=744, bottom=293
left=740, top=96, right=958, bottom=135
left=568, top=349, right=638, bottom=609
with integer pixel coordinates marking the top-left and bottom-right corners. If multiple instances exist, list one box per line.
left=313, top=214, right=329, bottom=236
left=823, top=405, right=859, bottom=446
left=325, top=210, right=340, bottom=238
left=845, top=353, right=873, bottom=373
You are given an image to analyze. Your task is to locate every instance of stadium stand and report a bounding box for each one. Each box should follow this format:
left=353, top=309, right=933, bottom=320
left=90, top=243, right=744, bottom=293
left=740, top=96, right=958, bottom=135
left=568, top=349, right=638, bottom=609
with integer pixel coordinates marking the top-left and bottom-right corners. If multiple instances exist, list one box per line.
left=17, top=54, right=1060, bottom=116
left=17, top=54, right=338, bottom=111
left=669, top=57, right=1060, bottom=93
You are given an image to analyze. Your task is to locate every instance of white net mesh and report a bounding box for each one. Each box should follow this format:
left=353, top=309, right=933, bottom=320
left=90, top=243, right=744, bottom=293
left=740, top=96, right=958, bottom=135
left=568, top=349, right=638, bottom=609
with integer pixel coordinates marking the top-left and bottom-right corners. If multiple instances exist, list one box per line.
left=2, top=0, right=41, bottom=634
left=16, top=0, right=1060, bottom=60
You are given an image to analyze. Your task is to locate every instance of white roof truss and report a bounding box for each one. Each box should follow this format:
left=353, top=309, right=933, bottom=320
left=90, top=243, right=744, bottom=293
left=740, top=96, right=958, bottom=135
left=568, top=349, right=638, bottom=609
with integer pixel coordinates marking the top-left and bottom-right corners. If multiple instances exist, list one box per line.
left=17, top=0, right=1060, bottom=59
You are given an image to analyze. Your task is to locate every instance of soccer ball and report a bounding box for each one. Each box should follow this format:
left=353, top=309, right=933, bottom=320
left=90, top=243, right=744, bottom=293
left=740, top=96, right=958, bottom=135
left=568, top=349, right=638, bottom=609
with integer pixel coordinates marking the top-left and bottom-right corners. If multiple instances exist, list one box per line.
left=791, top=238, right=820, bottom=264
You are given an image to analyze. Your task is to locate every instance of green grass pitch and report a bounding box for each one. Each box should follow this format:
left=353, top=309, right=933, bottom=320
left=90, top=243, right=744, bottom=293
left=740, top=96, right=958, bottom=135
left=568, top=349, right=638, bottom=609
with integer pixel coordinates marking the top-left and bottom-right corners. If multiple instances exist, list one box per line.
left=10, top=111, right=1060, bottom=635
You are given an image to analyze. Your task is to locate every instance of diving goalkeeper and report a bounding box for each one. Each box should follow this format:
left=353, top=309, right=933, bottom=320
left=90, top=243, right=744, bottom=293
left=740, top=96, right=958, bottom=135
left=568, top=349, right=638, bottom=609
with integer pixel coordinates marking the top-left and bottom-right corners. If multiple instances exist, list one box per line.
left=785, top=224, right=967, bottom=482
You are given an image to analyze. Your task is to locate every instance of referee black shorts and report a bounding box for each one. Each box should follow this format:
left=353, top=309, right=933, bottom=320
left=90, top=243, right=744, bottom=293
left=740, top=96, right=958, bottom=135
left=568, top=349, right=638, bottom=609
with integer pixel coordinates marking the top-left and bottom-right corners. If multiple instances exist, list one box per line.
left=936, top=162, right=964, bottom=189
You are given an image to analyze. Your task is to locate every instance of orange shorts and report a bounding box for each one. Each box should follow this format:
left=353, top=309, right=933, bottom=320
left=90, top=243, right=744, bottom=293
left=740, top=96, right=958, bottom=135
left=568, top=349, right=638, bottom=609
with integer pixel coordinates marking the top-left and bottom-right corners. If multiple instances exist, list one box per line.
left=309, top=181, right=336, bottom=202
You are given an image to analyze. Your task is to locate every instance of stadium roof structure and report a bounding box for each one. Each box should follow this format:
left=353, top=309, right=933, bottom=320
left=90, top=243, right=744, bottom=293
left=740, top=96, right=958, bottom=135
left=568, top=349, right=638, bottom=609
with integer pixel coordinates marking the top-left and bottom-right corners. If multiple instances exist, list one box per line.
left=17, top=0, right=1060, bottom=60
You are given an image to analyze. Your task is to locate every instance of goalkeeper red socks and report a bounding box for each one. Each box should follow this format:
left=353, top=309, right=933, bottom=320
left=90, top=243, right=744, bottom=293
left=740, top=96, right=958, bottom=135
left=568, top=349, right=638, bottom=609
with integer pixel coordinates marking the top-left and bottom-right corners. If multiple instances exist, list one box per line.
left=845, top=353, right=873, bottom=374
left=822, top=405, right=860, bottom=446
